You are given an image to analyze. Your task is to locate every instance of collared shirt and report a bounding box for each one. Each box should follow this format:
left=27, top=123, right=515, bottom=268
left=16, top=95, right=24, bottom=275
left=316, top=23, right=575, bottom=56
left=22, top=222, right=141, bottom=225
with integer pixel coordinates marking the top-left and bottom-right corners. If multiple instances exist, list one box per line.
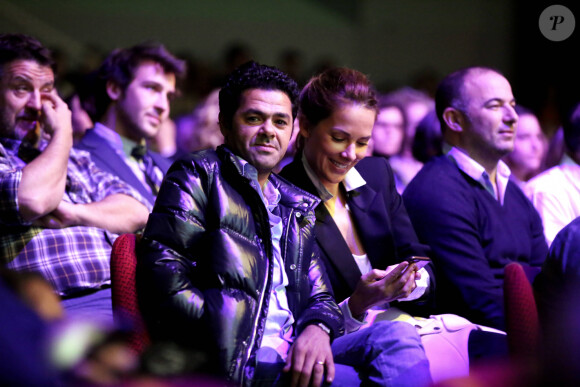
left=92, top=123, right=163, bottom=195
left=447, top=146, right=511, bottom=205
left=301, top=152, right=365, bottom=203
left=301, top=155, right=430, bottom=332
left=0, top=137, right=148, bottom=296
left=236, top=156, right=294, bottom=361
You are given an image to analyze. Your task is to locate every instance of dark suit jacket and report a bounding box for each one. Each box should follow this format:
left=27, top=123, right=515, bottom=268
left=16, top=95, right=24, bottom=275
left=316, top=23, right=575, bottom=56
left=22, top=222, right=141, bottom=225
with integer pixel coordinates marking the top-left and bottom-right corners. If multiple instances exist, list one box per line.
left=280, top=156, right=434, bottom=315
left=75, top=128, right=172, bottom=206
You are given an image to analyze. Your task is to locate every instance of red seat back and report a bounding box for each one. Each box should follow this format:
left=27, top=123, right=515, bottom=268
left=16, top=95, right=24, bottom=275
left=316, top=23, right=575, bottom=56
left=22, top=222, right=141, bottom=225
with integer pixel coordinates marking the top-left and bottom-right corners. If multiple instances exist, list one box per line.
left=110, top=233, right=150, bottom=354
left=504, top=262, right=541, bottom=358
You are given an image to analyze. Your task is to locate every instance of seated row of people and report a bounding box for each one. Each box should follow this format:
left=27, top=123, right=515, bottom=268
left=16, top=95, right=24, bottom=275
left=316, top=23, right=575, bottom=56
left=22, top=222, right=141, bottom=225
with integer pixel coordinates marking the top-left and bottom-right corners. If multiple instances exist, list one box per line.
left=525, top=103, right=580, bottom=246
left=137, top=60, right=433, bottom=386
left=279, top=67, right=507, bottom=383
left=0, top=33, right=150, bottom=325
left=2, top=32, right=579, bottom=386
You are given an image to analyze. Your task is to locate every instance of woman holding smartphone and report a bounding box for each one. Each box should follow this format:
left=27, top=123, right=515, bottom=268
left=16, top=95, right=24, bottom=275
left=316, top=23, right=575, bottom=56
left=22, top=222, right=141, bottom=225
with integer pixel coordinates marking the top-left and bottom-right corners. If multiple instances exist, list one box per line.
left=281, top=67, right=433, bottom=322
left=281, top=67, right=505, bottom=382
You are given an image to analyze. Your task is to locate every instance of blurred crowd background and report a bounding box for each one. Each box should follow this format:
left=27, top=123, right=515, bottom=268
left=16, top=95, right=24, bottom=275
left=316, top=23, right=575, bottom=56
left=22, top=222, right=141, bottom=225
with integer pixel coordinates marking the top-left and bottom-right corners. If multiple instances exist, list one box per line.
left=2, top=0, right=579, bottom=137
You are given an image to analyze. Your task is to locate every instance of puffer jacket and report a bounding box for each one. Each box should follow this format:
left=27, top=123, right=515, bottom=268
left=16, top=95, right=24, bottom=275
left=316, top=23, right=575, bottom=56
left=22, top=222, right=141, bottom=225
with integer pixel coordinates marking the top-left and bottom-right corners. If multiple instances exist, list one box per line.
left=137, top=145, right=344, bottom=386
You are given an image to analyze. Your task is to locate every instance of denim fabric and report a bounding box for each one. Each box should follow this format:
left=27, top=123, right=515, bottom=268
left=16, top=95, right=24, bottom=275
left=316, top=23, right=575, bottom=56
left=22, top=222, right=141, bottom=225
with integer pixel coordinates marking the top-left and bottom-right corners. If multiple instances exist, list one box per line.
left=252, top=320, right=431, bottom=386
left=331, top=320, right=431, bottom=387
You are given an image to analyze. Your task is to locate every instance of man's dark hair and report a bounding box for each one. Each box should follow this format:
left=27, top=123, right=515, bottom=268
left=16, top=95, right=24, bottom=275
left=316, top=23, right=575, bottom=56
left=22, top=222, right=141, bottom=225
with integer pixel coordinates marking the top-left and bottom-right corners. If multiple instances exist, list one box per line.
left=412, top=109, right=442, bottom=163
left=0, top=33, right=55, bottom=78
left=563, top=102, right=580, bottom=154
left=218, top=61, right=299, bottom=131
left=435, top=66, right=503, bottom=132
left=92, top=42, right=186, bottom=121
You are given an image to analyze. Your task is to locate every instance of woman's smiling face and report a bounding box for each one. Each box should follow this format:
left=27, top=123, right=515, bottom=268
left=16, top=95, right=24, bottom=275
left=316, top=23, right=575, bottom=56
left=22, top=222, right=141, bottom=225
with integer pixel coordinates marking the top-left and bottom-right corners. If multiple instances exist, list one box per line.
left=301, top=103, right=376, bottom=192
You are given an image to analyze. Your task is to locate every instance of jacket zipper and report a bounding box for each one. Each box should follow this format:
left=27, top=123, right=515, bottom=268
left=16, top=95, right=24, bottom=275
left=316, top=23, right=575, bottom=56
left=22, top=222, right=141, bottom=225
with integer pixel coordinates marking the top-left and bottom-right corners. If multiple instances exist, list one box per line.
left=240, top=196, right=272, bottom=386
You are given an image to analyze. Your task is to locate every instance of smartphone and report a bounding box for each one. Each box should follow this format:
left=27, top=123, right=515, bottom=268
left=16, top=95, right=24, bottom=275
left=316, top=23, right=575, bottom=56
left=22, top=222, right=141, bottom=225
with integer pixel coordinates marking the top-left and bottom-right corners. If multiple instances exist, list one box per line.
left=405, top=256, right=431, bottom=270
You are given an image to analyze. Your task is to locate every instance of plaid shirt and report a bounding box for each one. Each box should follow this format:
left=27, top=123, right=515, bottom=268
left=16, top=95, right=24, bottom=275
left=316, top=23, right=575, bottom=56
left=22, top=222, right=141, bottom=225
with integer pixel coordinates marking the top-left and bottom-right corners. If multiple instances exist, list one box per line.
left=0, top=138, right=150, bottom=297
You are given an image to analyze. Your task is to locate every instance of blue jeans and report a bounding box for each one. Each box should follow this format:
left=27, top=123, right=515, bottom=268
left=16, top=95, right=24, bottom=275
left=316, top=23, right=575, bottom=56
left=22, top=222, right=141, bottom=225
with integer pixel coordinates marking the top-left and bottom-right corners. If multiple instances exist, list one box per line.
left=252, top=320, right=431, bottom=386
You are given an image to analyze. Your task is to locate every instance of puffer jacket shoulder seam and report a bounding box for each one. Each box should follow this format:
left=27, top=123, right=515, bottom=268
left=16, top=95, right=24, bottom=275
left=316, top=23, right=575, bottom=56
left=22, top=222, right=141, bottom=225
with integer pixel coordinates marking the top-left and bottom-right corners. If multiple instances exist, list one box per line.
left=221, top=226, right=258, bottom=246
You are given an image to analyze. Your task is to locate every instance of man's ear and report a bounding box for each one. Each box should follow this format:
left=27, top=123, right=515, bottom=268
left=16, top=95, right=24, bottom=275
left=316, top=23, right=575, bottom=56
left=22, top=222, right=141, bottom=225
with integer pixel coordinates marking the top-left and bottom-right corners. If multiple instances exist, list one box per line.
left=106, top=81, right=122, bottom=101
left=442, top=107, right=465, bottom=133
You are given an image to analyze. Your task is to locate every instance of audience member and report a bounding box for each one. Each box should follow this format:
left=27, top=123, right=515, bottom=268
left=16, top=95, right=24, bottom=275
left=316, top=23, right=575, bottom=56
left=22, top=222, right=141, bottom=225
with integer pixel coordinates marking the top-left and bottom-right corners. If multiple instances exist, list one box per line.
left=525, top=101, right=580, bottom=246
left=149, top=117, right=178, bottom=158
left=370, top=97, right=407, bottom=192
left=532, top=215, right=580, bottom=387
left=502, top=105, right=546, bottom=190
left=0, top=269, right=64, bottom=321
left=281, top=68, right=432, bottom=316
left=0, top=33, right=149, bottom=322
left=137, top=61, right=431, bottom=386
left=173, top=88, right=223, bottom=158
left=65, top=93, right=93, bottom=144
left=399, top=87, right=434, bottom=142
left=412, top=109, right=443, bottom=163
left=403, top=66, right=548, bottom=331
left=75, top=42, right=186, bottom=207
left=543, top=125, right=565, bottom=170
left=0, top=275, right=59, bottom=386
left=64, top=73, right=96, bottom=144
left=384, top=87, right=434, bottom=192
left=0, top=267, right=140, bottom=384
left=281, top=67, right=507, bottom=383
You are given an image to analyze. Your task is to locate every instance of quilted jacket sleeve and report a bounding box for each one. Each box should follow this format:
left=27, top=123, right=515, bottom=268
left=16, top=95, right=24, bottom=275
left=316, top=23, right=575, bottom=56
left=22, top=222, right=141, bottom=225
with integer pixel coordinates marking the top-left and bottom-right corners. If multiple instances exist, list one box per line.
left=136, top=156, right=210, bottom=343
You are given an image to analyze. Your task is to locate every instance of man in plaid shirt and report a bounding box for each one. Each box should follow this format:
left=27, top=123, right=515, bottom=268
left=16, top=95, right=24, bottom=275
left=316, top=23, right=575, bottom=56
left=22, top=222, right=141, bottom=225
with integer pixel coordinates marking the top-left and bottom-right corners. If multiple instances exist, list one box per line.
left=0, top=33, right=150, bottom=322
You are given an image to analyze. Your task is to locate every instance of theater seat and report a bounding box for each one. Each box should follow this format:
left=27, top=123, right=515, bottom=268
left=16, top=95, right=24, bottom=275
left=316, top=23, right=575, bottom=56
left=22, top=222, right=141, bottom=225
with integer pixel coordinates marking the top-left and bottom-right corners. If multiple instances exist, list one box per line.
left=503, top=262, right=541, bottom=358
left=110, top=233, right=150, bottom=354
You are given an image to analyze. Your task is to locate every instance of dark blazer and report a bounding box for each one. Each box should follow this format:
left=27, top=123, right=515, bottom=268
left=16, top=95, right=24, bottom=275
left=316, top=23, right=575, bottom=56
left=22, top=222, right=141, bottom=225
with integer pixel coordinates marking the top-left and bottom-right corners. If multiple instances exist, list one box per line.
left=280, top=156, right=434, bottom=315
left=75, top=128, right=172, bottom=206
left=534, top=216, right=580, bottom=342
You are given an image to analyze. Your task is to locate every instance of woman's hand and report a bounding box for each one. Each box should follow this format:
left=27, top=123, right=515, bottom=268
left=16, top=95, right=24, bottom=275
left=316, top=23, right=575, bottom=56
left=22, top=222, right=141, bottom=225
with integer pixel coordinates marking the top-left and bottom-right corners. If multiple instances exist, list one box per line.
left=348, top=262, right=418, bottom=318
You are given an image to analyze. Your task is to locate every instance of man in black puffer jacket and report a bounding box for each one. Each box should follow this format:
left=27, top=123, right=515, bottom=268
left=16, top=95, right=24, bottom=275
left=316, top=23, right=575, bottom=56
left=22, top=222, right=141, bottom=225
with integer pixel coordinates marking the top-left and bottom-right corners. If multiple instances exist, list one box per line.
left=137, top=61, right=430, bottom=387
